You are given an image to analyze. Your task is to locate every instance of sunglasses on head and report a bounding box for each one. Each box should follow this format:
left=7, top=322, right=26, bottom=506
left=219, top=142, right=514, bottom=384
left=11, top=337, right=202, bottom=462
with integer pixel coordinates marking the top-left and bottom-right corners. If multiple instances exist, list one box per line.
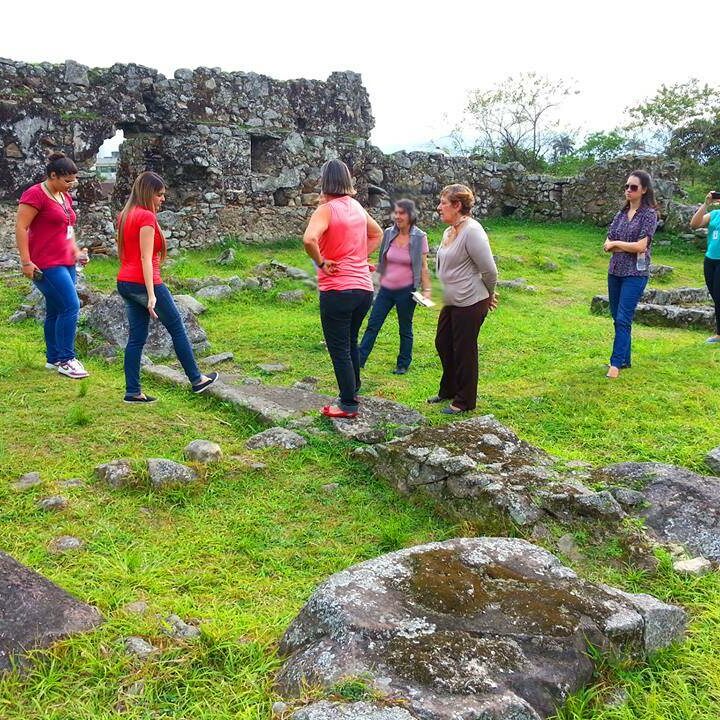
left=624, top=183, right=639, bottom=192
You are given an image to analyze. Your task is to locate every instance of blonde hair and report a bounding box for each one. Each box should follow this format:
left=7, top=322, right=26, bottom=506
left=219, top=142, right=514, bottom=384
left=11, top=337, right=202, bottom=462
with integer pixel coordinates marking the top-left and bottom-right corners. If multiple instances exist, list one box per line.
left=441, top=183, right=474, bottom=216
left=117, top=171, right=167, bottom=261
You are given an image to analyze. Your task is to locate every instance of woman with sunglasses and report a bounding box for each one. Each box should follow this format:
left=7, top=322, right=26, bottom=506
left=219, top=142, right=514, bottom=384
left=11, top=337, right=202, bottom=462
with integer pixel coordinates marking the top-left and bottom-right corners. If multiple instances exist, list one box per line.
left=689, top=191, right=720, bottom=343
left=603, top=170, right=658, bottom=378
left=15, top=152, right=90, bottom=379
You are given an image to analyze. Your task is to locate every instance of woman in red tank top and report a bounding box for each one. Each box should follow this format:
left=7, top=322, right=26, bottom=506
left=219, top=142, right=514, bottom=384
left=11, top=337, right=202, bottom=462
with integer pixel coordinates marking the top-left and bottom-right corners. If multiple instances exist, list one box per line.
left=303, top=159, right=383, bottom=418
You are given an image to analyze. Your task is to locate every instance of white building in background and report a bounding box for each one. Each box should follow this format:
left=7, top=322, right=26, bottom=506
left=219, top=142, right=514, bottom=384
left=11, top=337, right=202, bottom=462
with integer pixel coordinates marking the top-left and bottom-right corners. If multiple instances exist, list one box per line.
left=95, top=151, right=119, bottom=181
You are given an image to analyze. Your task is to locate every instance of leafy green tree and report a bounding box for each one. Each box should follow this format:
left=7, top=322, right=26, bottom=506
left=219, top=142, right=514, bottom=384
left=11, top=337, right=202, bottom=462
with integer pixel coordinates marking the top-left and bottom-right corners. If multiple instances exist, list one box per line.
left=464, top=72, right=579, bottom=170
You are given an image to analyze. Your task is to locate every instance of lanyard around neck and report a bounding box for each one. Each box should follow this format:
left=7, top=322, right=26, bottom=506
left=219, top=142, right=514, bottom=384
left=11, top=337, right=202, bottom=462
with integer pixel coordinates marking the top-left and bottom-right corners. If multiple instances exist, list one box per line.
left=44, top=182, right=71, bottom=221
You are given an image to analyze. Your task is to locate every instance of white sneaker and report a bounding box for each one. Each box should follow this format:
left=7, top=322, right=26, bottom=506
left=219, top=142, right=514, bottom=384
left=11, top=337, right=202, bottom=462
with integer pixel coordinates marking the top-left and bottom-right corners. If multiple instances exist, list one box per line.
left=57, top=358, right=89, bottom=379
left=45, top=362, right=59, bottom=370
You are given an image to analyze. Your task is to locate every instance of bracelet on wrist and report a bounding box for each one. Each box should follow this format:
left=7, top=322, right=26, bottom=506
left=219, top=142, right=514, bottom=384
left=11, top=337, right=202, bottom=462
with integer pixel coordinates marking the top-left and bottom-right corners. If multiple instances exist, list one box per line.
left=318, top=259, right=326, bottom=268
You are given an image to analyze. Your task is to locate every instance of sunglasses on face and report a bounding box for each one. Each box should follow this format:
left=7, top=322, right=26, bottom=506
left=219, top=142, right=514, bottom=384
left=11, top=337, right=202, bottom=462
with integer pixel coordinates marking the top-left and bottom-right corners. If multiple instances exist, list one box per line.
left=624, top=183, right=639, bottom=192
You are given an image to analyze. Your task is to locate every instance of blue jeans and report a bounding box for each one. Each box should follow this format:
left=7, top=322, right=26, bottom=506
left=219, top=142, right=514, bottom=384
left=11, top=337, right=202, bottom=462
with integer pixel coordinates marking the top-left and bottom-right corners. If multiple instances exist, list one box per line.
left=607, top=274, right=648, bottom=368
left=358, top=284, right=417, bottom=370
left=117, top=281, right=202, bottom=396
left=33, top=265, right=80, bottom=364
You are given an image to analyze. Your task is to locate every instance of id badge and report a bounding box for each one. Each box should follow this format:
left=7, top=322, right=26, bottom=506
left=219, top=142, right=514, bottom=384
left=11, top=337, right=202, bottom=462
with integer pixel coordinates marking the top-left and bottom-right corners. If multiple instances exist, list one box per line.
left=67, top=226, right=75, bottom=240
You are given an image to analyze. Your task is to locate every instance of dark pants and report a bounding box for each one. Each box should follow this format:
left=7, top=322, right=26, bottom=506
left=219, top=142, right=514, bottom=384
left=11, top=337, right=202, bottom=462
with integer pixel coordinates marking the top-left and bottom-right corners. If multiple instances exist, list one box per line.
left=33, top=265, right=80, bottom=364
left=358, top=284, right=417, bottom=370
left=607, top=274, right=648, bottom=368
left=434, top=298, right=490, bottom=411
left=704, top=257, right=720, bottom=334
left=117, top=281, right=202, bottom=396
left=319, top=289, right=373, bottom=412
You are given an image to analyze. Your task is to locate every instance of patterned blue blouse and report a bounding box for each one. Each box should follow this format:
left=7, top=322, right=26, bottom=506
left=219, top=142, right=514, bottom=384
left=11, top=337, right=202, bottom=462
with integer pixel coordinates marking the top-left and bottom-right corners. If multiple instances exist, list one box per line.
left=607, top=205, right=658, bottom=277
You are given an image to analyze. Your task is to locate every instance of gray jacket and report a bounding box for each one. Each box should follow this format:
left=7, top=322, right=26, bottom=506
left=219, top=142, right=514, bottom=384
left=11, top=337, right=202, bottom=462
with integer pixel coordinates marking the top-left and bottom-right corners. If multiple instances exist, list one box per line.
left=376, top=225, right=427, bottom=290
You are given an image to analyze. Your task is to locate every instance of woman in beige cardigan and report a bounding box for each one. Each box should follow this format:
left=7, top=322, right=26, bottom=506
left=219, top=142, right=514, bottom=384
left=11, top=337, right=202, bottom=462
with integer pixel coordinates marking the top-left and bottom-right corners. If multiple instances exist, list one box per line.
left=429, top=184, right=498, bottom=414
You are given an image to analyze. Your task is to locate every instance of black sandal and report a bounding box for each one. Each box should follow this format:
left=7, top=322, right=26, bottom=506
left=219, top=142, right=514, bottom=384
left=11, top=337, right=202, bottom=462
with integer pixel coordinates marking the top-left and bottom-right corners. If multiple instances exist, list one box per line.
left=123, top=394, right=157, bottom=404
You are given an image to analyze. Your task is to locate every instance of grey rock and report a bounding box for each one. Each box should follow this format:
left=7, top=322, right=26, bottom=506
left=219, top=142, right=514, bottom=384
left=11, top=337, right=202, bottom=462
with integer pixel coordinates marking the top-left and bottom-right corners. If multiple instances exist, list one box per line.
left=37, top=496, right=68, bottom=511
left=58, top=478, right=85, bottom=489
left=557, top=533, right=584, bottom=563
left=64, top=59, right=89, bottom=86
left=147, top=459, right=198, bottom=488
left=216, top=248, right=235, bottom=265
left=8, top=310, right=27, bottom=323
left=322, top=483, right=339, bottom=493
left=272, top=700, right=289, bottom=717
left=184, top=439, right=223, bottom=464
left=706, top=446, right=720, bottom=474
left=610, top=487, right=647, bottom=507
left=12, top=471, right=42, bottom=491
left=257, top=363, right=289, bottom=373
left=48, top=536, right=84, bottom=553
left=672, top=557, right=713, bottom=575
left=124, top=636, right=157, bottom=659
left=122, top=600, right=149, bottom=614
left=278, top=290, right=306, bottom=303
left=95, top=459, right=134, bottom=488
left=164, top=614, right=201, bottom=639
left=285, top=266, right=311, bottom=280
left=242, top=377, right=262, bottom=385
left=247, top=427, right=307, bottom=450
left=174, top=295, right=207, bottom=315
left=601, top=462, right=720, bottom=561
left=204, top=351, right=234, bottom=366
left=196, top=284, right=234, bottom=300
left=0, top=551, right=103, bottom=672
left=291, top=702, right=415, bottom=720
left=278, top=538, right=685, bottom=720
left=649, top=264, right=674, bottom=278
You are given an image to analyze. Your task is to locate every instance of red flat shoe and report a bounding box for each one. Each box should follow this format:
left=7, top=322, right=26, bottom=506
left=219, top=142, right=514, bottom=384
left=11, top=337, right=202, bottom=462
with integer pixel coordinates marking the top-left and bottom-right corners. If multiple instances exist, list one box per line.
left=321, top=405, right=358, bottom=419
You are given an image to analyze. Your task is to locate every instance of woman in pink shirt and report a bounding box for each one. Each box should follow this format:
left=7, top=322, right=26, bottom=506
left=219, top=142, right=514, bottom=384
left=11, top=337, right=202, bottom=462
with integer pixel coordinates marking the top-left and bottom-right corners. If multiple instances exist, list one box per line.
left=303, top=159, right=383, bottom=418
left=358, top=199, right=431, bottom=374
left=15, top=152, right=90, bottom=379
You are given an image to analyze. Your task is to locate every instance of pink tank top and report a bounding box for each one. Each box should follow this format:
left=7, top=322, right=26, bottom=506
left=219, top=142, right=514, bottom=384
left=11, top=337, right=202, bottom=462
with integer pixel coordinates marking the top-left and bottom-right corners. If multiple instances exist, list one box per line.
left=317, top=196, right=373, bottom=292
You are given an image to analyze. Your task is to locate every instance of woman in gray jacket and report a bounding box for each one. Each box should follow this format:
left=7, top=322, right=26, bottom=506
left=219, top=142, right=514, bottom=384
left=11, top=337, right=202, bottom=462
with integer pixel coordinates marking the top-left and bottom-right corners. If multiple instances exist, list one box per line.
left=429, top=184, right=498, bottom=414
left=358, top=199, right=432, bottom=374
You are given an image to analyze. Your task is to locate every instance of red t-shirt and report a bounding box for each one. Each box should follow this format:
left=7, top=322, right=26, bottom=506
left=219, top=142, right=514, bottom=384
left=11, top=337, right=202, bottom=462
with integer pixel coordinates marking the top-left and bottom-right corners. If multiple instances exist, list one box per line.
left=317, top=196, right=373, bottom=292
left=116, top=207, right=163, bottom=285
left=18, top=183, right=77, bottom=269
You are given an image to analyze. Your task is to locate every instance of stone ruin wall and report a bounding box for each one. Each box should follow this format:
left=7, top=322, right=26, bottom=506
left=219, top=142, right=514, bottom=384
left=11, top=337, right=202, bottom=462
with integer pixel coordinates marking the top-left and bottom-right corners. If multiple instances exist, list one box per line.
left=0, top=57, right=689, bottom=257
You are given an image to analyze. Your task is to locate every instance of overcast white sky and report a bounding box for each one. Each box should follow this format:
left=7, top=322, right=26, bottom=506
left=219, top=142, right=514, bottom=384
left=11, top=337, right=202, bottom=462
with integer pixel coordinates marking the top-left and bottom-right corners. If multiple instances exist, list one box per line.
left=2, top=0, right=712, bottom=152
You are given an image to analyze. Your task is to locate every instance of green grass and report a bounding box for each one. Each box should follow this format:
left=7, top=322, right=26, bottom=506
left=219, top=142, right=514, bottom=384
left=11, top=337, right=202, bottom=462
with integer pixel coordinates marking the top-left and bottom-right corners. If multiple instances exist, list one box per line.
left=0, top=219, right=719, bottom=719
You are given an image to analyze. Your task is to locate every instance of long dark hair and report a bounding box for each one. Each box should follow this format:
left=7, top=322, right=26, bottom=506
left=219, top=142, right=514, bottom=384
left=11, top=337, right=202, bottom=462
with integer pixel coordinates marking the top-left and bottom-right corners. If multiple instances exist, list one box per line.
left=117, top=171, right=167, bottom=262
left=623, top=169, right=657, bottom=211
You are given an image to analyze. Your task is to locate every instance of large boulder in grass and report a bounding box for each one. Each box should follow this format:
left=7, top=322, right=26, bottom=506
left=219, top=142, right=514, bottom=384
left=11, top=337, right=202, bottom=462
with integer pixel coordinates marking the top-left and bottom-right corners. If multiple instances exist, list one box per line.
left=0, top=551, right=103, bottom=672
left=278, top=538, right=685, bottom=720
left=85, top=292, right=208, bottom=358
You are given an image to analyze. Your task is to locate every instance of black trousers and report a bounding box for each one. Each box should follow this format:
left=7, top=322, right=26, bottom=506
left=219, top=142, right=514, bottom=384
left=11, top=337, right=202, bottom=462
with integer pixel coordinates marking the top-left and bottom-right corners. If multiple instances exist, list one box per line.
left=434, top=298, right=491, bottom=411
left=319, top=289, right=373, bottom=412
left=704, top=257, right=720, bottom=334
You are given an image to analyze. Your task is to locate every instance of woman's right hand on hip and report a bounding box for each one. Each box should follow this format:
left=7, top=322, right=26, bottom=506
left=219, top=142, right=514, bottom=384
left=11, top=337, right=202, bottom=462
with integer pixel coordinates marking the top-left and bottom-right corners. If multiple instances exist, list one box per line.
left=21, top=261, right=39, bottom=280
left=147, top=295, right=158, bottom=319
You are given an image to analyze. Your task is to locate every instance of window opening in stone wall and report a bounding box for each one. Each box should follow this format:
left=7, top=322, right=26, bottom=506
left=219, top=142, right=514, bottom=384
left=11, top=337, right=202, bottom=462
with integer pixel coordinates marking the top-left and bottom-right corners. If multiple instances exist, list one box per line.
left=250, top=135, right=282, bottom=174
left=94, top=129, right=124, bottom=198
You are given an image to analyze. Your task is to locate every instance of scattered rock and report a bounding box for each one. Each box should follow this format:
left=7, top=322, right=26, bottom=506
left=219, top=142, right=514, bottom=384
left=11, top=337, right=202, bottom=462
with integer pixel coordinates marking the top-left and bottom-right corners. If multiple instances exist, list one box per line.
left=706, top=446, right=720, bottom=474
left=272, top=700, right=289, bottom=718
left=174, top=294, right=207, bottom=315
left=37, top=496, right=68, bottom=511
left=672, top=557, right=713, bottom=576
left=164, top=614, right=201, bottom=639
left=557, top=533, right=584, bottom=563
left=250, top=462, right=267, bottom=470
left=95, top=459, right=135, bottom=488
left=291, top=702, right=414, bottom=720
left=610, top=487, right=647, bottom=508
left=257, top=363, right=289, bottom=374
left=278, top=290, right=306, bottom=303
left=184, top=439, right=223, bottom=464
left=12, top=472, right=42, bottom=491
left=242, top=377, right=262, bottom=385
left=0, top=551, right=103, bottom=672
left=8, top=310, right=27, bottom=323
left=203, top=351, right=234, bottom=366
left=195, top=284, right=234, bottom=300
left=649, top=264, right=674, bottom=278
left=322, top=483, right=339, bottom=493
left=124, top=636, right=157, bottom=659
left=216, top=248, right=235, bottom=265
left=48, top=536, right=84, bottom=553
left=122, top=600, right=150, bottom=615
left=247, top=427, right=307, bottom=450
left=278, top=538, right=686, bottom=720
left=147, top=459, right=198, bottom=488
left=58, top=478, right=85, bottom=488
left=540, top=261, right=559, bottom=272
